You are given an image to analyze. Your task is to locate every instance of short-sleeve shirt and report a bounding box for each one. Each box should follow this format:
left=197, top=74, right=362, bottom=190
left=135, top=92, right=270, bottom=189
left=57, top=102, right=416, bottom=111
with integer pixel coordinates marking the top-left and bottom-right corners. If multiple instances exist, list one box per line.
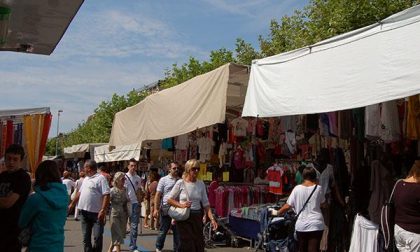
left=168, top=179, right=209, bottom=210
left=124, top=172, right=142, bottom=204
left=394, top=181, right=420, bottom=234
left=78, top=173, right=110, bottom=213
left=157, top=174, right=178, bottom=208
left=62, top=179, right=75, bottom=195
left=0, top=169, right=31, bottom=238
left=287, top=184, right=325, bottom=232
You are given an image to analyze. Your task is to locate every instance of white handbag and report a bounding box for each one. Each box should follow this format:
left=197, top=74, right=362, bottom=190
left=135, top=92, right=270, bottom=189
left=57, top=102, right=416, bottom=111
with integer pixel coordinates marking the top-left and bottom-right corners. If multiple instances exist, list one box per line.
left=168, top=181, right=190, bottom=221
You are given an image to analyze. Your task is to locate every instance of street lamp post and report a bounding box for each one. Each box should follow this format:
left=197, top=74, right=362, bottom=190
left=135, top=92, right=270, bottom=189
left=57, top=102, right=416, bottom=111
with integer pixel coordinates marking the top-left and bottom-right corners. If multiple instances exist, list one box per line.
left=55, top=109, right=63, bottom=156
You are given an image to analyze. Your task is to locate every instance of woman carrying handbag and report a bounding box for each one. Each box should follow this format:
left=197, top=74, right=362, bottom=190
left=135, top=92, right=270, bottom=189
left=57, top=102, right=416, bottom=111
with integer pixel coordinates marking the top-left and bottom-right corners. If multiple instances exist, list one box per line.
left=167, top=159, right=218, bottom=252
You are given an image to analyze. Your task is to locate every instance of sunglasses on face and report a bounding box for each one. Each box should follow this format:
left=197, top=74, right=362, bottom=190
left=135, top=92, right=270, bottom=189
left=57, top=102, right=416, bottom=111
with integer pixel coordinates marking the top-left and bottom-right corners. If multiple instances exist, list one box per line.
left=172, top=167, right=179, bottom=170
left=191, top=167, right=200, bottom=172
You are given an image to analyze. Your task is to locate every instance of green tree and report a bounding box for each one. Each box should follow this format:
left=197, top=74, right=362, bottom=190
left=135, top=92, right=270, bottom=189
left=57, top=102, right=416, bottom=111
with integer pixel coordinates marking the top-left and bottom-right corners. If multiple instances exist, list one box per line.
left=259, top=0, right=420, bottom=56
left=235, top=38, right=261, bottom=65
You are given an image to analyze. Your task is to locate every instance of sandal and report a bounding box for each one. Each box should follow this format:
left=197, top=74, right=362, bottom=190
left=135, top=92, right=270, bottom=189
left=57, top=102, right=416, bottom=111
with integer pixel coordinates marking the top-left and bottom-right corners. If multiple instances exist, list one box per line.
left=143, top=224, right=150, bottom=229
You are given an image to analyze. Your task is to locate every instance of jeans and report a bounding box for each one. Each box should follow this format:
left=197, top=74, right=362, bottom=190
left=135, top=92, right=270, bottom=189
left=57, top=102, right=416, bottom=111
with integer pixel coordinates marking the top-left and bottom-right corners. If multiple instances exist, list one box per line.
left=156, top=210, right=180, bottom=251
left=80, top=210, right=104, bottom=252
left=129, top=203, right=140, bottom=251
left=394, top=224, right=420, bottom=252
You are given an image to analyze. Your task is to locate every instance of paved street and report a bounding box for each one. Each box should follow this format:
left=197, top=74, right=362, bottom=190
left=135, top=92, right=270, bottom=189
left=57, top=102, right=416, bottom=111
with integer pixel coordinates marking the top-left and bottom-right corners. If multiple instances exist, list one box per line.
left=64, top=216, right=256, bottom=252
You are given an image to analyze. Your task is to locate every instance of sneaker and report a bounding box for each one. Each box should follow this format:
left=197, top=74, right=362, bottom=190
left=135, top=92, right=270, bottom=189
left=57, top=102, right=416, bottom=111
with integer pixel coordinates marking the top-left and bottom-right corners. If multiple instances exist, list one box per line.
left=156, top=249, right=162, bottom=252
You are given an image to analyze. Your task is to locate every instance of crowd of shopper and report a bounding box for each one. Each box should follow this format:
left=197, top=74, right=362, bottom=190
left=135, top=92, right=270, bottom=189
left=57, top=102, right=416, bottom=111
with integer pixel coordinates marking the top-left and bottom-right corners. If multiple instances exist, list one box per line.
left=0, top=143, right=418, bottom=252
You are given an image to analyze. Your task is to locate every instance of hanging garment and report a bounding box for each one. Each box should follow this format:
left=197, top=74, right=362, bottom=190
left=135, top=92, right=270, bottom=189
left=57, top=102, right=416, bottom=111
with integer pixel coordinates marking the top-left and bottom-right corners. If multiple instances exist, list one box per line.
left=319, top=114, right=330, bottom=136
left=368, top=160, right=394, bottom=225
left=6, top=120, right=14, bottom=148
left=280, top=116, right=297, bottom=132
left=327, top=112, right=338, bottom=136
left=406, top=94, right=420, bottom=139
left=231, top=117, right=248, bottom=137
left=349, top=214, right=379, bottom=252
left=338, top=110, right=352, bottom=139
left=233, top=147, right=245, bottom=169
left=175, top=134, right=189, bottom=150
left=197, top=137, right=214, bottom=162
left=365, top=104, right=381, bottom=138
left=380, top=100, right=401, bottom=143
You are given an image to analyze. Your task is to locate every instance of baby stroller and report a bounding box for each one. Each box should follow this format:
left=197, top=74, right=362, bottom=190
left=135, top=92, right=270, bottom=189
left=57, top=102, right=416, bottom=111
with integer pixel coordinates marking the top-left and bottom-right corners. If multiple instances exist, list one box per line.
left=256, top=206, right=297, bottom=252
left=203, top=210, right=238, bottom=248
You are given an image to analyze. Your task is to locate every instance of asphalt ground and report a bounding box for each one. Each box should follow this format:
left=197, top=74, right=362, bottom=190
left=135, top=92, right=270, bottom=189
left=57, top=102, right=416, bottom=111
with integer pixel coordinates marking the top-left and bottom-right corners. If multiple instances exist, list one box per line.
left=64, top=215, right=257, bottom=252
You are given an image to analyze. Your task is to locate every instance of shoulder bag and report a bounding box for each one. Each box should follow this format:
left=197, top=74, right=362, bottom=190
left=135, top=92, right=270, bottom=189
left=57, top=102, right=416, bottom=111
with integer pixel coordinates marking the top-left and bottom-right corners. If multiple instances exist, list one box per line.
left=381, top=179, right=402, bottom=250
left=168, top=180, right=190, bottom=221
left=125, top=174, right=144, bottom=203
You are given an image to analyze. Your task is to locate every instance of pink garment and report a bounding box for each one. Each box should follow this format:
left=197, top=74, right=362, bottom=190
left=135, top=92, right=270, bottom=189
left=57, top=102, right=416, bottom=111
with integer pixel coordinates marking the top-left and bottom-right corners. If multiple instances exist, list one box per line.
left=208, top=181, right=219, bottom=208
left=327, top=112, right=338, bottom=136
left=233, top=148, right=245, bottom=169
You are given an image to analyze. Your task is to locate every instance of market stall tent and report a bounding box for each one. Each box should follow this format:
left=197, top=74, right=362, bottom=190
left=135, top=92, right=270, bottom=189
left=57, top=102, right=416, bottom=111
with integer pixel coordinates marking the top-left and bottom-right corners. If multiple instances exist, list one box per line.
left=63, top=143, right=106, bottom=159
left=0, top=0, right=84, bottom=55
left=94, top=140, right=162, bottom=163
left=109, top=63, right=249, bottom=146
left=242, top=4, right=420, bottom=118
left=0, top=107, right=51, bottom=175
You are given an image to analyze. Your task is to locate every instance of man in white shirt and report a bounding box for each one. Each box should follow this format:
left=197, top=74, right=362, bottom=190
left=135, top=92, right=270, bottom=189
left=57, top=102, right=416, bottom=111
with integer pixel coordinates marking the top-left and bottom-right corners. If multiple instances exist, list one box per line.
left=125, top=158, right=143, bottom=252
left=69, top=160, right=110, bottom=252
left=62, top=171, right=75, bottom=198
left=153, top=162, right=180, bottom=252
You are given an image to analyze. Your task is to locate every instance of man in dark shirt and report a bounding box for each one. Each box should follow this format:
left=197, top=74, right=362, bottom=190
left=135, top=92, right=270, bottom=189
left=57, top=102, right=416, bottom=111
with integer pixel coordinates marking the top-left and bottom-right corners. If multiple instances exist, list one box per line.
left=0, top=144, right=32, bottom=252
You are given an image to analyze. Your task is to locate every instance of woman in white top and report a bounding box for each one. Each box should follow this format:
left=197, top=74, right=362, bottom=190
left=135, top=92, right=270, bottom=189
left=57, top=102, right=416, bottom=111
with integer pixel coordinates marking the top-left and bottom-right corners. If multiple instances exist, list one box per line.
left=167, top=159, right=218, bottom=252
left=278, top=166, right=326, bottom=252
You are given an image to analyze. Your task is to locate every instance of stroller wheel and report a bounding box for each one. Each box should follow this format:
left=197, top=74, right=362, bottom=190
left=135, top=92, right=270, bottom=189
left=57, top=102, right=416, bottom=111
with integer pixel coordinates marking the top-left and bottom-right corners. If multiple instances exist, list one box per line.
left=231, top=238, right=239, bottom=247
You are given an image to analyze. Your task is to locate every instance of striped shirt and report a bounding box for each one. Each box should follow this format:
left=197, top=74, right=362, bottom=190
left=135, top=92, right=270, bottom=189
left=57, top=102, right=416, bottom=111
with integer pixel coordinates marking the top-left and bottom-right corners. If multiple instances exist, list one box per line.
left=157, top=174, right=179, bottom=207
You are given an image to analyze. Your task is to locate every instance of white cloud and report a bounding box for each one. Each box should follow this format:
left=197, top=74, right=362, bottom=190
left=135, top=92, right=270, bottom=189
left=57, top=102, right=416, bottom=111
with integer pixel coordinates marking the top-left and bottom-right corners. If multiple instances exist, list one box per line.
left=202, top=0, right=269, bottom=16
left=54, top=9, right=206, bottom=60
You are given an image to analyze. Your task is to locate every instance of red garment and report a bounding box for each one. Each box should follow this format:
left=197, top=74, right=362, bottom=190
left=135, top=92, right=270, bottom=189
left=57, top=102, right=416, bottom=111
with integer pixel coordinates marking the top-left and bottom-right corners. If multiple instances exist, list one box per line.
left=215, top=187, right=229, bottom=217
left=233, top=148, right=245, bottom=169
left=267, top=166, right=283, bottom=195
left=38, top=114, right=52, bottom=164
left=257, top=141, right=266, bottom=162
left=208, top=181, right=219, bottom=208
left=6, top=120, right=13, bottom=148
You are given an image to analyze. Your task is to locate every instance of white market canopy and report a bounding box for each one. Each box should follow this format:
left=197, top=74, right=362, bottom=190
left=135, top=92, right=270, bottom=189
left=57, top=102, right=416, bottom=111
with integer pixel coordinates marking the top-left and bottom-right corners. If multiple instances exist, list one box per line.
left=0, top=0, right=84, bottom=55
left=109, top=63, right=249, bottom=146
left=94, top=143, right=142, bottom=163
left=63, top=143, right=106, bottom=159
left=94, top=140, right=161, bottom=163
left=242, top=4, right=420, bottom=118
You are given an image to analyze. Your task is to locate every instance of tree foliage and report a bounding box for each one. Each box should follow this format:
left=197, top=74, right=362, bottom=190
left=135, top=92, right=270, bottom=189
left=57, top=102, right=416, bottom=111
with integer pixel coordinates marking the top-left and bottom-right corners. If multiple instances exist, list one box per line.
left=47, top=0, right=419, bottom=154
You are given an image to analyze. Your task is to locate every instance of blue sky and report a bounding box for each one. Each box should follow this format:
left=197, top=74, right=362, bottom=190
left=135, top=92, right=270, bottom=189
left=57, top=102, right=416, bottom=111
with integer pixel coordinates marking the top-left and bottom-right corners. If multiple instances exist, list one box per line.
left=0, top=0, right=308, bottom=138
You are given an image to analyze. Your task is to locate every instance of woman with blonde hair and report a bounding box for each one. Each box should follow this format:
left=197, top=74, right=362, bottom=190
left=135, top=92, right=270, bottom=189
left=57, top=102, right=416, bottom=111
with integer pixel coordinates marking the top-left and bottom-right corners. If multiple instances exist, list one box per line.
left=393, top=160, right=420, bottom=251
left=167, top=159, right=218, bottom=252
left=108, top=172, right=129, bottom=252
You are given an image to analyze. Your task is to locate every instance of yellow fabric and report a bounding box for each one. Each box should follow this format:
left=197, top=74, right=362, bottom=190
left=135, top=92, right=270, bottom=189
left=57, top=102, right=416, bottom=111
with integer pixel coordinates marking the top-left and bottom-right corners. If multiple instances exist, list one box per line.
left=206, top=172, right=213, bottom=181
left=223, top=171, right=229, bottom=182
left=23, top=114, right=44, bottom=175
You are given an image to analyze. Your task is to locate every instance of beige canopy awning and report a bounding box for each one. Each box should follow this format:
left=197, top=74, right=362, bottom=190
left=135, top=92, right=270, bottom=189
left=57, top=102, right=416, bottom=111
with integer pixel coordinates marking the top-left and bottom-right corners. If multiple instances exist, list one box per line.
left=63, top=143, right=106, bottom=159
left=0, top=0, right=84, bottom=55
left=109, top=63, right=249, bottom=146
left=93, top=140, right=161, bottom=163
